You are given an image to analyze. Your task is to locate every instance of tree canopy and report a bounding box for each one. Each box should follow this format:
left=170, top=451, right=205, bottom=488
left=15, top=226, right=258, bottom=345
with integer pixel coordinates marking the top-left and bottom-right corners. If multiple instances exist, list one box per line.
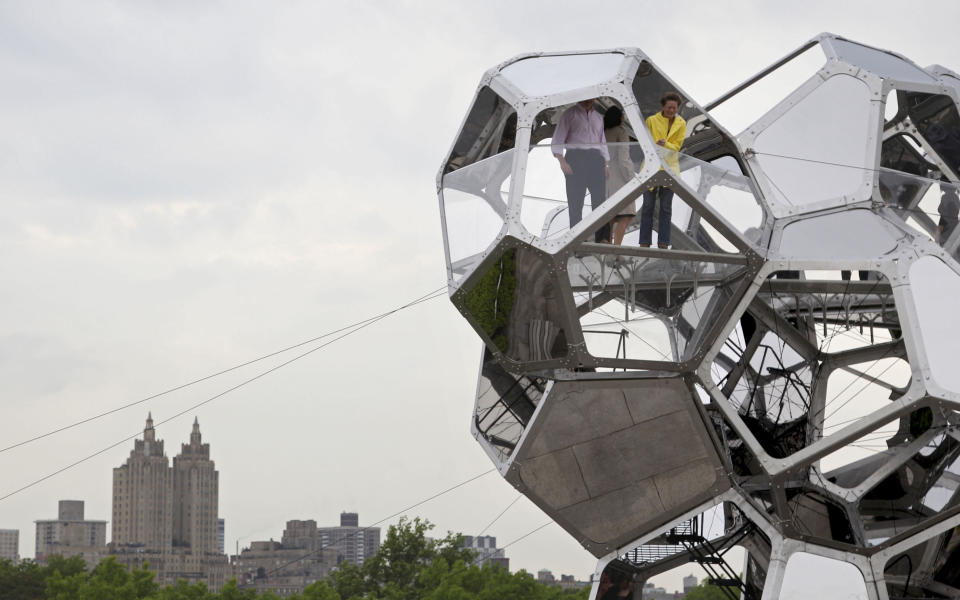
left=0, top=518, right=589, bottom=600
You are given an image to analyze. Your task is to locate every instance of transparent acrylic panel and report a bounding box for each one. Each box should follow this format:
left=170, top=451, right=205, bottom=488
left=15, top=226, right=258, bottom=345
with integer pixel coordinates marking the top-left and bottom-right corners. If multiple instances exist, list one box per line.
left=580, top=303, right=674, bottom=363
left=440, top=150, right=513, bottom=280
left=523, top=141, right=758, bottom=253
left=744, top=330, right=812, bottom=424
left=884, top=89, right=900, bottom=123
left=822, top=357, right=910, bottom=440
left=779, top=209, right=901, bottom=259
left=830, top=38, right=936, bottom=85
left=672, top=150, right=764, bottom=250
left=446, top=86, right=517, bottom=172
left=880, top=169, right=959, bottom=247
left=880, top=133, right=937, bottom=176
left=498, top=53, right=624, bottom=98
left=757, top=270, right=898, bottom=356
left=753, top=74, right=874, bottom=208
left=903, top=92, right=960, bottom=177
left=819, top=417, right=901, bottom=475
left=707, top=42, right=826, bottom=136
left=522, top=142, right=644, bottom=243
left=909, top=255, right=960, bottom=393
left=461, top=247, right=568, bottom=364
left=780, top=552, right=868, bottom=598
left=567, top=252, right=747, bottom=365
left=474, top=347, right=545, bottom=464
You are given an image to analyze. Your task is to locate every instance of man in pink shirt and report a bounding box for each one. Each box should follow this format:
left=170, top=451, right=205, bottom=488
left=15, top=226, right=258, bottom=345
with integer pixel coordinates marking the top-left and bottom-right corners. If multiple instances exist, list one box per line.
left=552, top=99, right=611, bottom=243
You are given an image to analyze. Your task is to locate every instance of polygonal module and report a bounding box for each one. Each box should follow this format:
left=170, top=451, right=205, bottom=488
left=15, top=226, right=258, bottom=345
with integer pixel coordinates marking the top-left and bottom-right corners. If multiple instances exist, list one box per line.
left=440, top=34, right=960, bottom=600
left=505, top=377, right=728, bottom=556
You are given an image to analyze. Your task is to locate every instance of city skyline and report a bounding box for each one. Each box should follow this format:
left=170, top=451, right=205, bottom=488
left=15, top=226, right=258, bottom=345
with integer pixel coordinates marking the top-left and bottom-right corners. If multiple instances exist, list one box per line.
left=2, top=2, right=959, bottom=596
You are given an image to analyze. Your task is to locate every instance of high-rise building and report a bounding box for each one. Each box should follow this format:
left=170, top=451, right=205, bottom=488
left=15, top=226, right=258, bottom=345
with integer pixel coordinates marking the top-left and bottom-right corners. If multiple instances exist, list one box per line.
left=110, top=415, right=229, bottom=589
left=112, top=414, right=173, bottom=552
left=683, top=574, right=698, bottom=593
left=172, top=418, right=219, bottom=555
left=0, top=529, right=19, bottom=562
left=34, top=501, right=107, bottom=567
left=316, top=512, right=380, bottom=566
left=460, top=535, right=508, bottom=570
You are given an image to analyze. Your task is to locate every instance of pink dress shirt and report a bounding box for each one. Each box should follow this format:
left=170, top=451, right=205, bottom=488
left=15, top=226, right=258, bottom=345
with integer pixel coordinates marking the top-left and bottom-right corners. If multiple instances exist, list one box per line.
left=551, top=104, right=610, bottom=162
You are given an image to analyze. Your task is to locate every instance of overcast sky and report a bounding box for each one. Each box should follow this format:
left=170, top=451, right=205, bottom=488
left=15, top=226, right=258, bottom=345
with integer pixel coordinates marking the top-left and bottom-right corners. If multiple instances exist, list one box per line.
left=2, top=1, right=959, bottom=595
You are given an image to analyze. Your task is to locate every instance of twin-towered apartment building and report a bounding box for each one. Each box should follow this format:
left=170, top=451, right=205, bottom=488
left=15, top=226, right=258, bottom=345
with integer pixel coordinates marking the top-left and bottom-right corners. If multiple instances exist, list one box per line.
left=10, top=414, right=380, bottom=595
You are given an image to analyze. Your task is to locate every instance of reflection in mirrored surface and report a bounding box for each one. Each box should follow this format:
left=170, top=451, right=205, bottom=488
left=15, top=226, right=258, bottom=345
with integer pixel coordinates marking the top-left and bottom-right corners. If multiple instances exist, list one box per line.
left=901, top=91, right=960, bottom=177
left=878, top=168, right=960, bottom=250
left=474, top=347, right=545, bottom=464
left=462, top=247, right=568, bottom=363
left=441, top=150, right=513, bottom=280
left=445, top=86, right=516, bottom=173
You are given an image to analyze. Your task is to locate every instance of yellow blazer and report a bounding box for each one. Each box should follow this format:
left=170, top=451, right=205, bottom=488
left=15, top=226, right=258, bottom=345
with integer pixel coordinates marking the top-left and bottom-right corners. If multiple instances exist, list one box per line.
left=645, top=112, right=687, bottom=173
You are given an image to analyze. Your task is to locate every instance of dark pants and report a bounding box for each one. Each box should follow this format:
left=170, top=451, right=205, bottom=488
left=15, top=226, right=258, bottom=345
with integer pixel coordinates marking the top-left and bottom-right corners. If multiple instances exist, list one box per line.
left=639, top=187, right=674, bottom=246
left=564, top=149, right=610, bottom=243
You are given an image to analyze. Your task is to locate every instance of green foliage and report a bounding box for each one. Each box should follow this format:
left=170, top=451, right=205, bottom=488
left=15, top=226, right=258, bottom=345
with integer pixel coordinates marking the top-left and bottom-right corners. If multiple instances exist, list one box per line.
left=0, top=516, right=587, bottom=599
left=683, top=580, right=742, bottom=600
left=462, top=248, right=517, bottom=352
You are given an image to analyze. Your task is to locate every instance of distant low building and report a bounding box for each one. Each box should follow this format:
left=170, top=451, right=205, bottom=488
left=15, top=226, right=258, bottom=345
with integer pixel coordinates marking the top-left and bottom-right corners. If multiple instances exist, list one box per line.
left=557, top=573, right=589, bottom=591
left=642, top=582, right=684, bottom=599
left=0, top=529, right=19, bottom=562
left=35, top=500, right=107, bottom=569
left=460, top=535, right=508, bottom=570
left=537, top=568, right=556, bottom=584
left=233, top=537, right=338, bottom=597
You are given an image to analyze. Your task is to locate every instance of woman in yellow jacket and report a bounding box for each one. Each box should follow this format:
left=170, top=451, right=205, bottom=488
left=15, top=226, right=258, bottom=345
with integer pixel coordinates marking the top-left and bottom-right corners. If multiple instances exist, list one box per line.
left=639, top=92, right=686, bottom=248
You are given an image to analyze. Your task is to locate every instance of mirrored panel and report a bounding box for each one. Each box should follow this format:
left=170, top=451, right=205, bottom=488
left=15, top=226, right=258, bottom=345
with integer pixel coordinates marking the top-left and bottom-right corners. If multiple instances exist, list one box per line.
left=445, top=86, right=516, bottom=172
left=474, top=347, right=546, bottom=464
left=901, top=91, right=960, bottom=177
left=460, top=246, right=568, bottom=364
left=878, top=168, right=959, bottom=250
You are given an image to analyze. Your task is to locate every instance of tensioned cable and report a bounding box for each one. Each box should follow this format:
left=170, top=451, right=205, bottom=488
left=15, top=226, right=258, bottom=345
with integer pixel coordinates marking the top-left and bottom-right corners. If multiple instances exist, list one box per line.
left=0, top=288, right=447, bottom=502
left=477, top=495, right=522, bottom=537
left=0, top=286, right=447, bottom=456
left=264, top=468, right=496, bottom=577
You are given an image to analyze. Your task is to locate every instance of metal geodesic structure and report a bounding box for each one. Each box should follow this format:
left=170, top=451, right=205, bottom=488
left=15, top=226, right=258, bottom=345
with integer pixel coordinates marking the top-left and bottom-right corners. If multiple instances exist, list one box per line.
left=436, top=33, right=960, bottom=599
